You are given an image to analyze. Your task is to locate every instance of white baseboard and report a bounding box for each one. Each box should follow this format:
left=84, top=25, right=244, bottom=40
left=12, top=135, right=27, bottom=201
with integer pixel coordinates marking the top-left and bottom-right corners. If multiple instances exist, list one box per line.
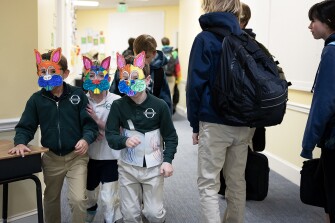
left=262, top=151, right=301, bottom=186
left=0, top=209, right=37, bottom=223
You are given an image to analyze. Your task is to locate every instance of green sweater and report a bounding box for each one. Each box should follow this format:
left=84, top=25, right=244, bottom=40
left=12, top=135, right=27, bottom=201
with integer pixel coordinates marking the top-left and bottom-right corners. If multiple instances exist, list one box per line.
left=105, top=93, right=178, bottom=164
left=14, top=83, right=98, bottom=156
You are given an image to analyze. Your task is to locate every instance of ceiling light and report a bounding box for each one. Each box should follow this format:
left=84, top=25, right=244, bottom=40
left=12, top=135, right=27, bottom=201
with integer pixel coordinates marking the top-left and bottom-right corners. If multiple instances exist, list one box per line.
left=73, top=1, right=99, bottom=7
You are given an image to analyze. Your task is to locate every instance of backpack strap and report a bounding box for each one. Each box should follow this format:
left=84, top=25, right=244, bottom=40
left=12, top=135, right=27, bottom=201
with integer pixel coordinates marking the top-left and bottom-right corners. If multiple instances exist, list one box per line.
left=153, top=67, right=164, bottom=97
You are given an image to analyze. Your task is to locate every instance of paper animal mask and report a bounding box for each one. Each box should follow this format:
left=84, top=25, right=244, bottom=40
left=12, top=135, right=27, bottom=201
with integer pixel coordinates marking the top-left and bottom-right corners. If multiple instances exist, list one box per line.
left=34, top=47, right=63, bottom=91
left=117, top=51, right=146, bottom=96
left=82, top=56, right=111, bottom=94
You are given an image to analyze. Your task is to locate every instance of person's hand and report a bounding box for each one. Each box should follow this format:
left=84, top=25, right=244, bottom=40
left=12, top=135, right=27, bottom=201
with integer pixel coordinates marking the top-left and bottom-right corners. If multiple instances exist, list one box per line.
left=96, top=130, right=105, bottom=141
left=160, top=162, right=174, bottom=178
left=192, top=133, right=199, bottom=145
left=126, top=136, right=141, bottom=148
left=74, top=139, right=89, bottom=155
left=86, top=104, right=98, bottom=121
left=8, top=144, right=31, bottom=157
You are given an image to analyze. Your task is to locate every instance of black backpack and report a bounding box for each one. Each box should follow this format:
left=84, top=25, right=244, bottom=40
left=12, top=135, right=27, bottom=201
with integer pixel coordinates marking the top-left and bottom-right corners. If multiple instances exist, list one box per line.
left=163, top=52, right=177, bottom=77
left=207, top=28, right=288, bottom=128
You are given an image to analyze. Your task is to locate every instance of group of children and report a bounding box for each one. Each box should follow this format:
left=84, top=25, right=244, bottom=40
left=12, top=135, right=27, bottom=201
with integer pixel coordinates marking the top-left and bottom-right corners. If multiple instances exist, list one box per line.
left=8, top=34, right=178, bottom=223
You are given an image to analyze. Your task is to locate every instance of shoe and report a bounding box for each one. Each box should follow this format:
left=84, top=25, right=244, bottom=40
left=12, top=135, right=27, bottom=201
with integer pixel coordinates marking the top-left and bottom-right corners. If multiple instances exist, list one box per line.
left=85, top=210, right=97, bottom=223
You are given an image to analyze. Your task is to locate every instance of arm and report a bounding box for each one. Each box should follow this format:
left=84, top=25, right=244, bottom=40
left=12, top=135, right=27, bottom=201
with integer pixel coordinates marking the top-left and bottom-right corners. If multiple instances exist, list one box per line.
left=105, top=101, right=129, bottom=150
left=159, top=101, right=178, bottom=177
left=79, top=92, right=99, bottom=146
left=302, top=46, right=335, bottom=159
left=186, top=35, right=212, bottom=133
left=158, top=72, right=173, bottom=114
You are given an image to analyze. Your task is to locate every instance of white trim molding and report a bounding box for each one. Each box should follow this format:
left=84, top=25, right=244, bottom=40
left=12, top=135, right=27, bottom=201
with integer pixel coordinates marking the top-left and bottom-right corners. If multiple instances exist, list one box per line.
left=263, top=150, right=301, bottom=186
left=287, top=102, right=310, bottom=114
left=0, top=118, right=20, bottom=132
left=0, top=209, right=37, bottom=223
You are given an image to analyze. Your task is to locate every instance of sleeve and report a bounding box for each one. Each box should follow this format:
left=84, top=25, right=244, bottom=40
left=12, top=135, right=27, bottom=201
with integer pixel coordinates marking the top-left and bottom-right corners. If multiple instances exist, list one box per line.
left=302, top=46, right=335, bottom=158
left=159, top=73, right=173, bottom=114
left=159, top=101, right=178, bottom=163
left=14, top=96, right=39, bottom=146
left=186, top=35, right=213, bottom=133
left=79, top=92, right=99, bottom=144
left=105, top=101, right=128, bottom=150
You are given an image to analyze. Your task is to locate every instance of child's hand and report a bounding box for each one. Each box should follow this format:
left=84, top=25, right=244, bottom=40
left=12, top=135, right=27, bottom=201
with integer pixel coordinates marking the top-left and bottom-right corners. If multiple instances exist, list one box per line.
left=8, top=144, right=31, bottom=157
left=86, top=104, right=98, bottom=121
left=125, top=136, right=141, bottom=148
left=74, top=139, right=89, bottom=155
left=160, top=162, right=174, bottom=178
left=96, top=130, right=105, bottom=141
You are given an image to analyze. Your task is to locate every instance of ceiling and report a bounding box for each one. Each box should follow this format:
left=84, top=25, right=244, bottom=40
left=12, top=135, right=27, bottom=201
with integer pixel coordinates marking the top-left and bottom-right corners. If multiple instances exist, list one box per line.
left=74, top=0, right=180, bottom=10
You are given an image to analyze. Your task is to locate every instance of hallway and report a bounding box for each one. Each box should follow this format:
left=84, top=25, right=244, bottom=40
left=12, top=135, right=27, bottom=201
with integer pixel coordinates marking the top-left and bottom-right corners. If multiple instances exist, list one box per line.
left=14, top=112, right=324, bottom=223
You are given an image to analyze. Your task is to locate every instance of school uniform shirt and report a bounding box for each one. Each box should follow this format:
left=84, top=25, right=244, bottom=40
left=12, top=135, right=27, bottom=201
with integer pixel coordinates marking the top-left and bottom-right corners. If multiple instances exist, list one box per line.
left=105, top=92, right=178, bottom=166
left=87, top=92, right=121, bottom=160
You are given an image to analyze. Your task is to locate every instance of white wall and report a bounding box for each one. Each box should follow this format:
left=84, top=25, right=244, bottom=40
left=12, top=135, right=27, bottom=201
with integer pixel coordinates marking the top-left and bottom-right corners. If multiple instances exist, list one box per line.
left=242, top=0, right=324, bottom=91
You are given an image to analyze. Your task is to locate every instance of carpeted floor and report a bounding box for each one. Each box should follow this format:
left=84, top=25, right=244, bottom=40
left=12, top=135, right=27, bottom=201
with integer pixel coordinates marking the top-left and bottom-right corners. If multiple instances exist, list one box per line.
left=14, top=112, right=324, bottom=223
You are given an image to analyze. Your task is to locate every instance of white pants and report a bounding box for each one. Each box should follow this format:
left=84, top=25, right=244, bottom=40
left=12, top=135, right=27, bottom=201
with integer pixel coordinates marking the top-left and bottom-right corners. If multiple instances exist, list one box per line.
left=118, top=161, right=166, bottom=223
left=87, top=182, right=122, bottom=223
left=198, top=121, right=253, bottom=223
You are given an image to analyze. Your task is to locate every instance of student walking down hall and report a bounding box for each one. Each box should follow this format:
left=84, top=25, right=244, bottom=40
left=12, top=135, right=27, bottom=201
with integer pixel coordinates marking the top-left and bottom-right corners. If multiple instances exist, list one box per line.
left=186, top=0, right=254, bottom=222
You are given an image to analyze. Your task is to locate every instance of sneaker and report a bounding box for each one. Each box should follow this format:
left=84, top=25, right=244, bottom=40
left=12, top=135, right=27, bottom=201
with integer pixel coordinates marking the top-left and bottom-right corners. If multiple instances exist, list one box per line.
left=85, top=210, right=97, bottom=223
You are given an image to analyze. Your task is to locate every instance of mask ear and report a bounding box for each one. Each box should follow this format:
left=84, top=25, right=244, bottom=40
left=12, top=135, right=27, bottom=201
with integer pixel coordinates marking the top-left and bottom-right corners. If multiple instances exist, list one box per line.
left=134, top=51, right=145, bottom=69
left=51, top=47, right=62, bottom=63
left=101, top=56, right=111, bottom=70
left=83, top=56, right=92, bottom=70
left=34, top=49, right=42, bottom=65
left=117, top=52, right=126, bottom=70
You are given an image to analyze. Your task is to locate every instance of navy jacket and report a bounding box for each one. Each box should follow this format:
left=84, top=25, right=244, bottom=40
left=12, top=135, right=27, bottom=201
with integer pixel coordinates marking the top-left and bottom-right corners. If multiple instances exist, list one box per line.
left=186, top=12, right=242, bottom=133
left=302, top=33, right=335, bottom=159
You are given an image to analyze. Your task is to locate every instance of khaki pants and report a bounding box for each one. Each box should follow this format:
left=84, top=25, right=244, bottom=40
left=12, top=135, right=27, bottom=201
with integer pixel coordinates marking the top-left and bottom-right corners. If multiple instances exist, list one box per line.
left=166, top=75, right=176, bottom=98
left=118, top=161, right=166, bottom=223
left=42, top=151, right=89, bottom=223
left=198, top=122, right=253, bottom=223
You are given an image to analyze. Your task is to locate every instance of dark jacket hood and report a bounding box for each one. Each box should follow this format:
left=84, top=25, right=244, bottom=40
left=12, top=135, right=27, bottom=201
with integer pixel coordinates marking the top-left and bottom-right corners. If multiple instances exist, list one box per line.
left=199, top=12, right=242, bottom=35
left=150, top=50, right=168, bottom=70
left=162, top=46, right=174, bottom=54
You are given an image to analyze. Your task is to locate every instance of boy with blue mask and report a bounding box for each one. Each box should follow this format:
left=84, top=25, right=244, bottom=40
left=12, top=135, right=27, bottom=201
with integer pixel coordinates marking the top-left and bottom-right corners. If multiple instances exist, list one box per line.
left=106, top=52, right=178, bottom=223
left=82, top=55, right=122, bottom=223
left=9, top=48, right=99, bottom=223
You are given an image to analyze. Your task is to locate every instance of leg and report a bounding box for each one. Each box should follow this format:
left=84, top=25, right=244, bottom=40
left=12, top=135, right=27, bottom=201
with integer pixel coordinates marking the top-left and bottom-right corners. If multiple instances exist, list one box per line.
left=141, top=166, right=166, bottom=223
left=101, top=181, right=122, bottom=223
left=321, top=148, right=335, bottom=223
left=222, top=127, right=252, bottom=223
left=118, top=161, right=143, bottom=223
left=100, top=160, right=122, bottom=223
left=166, top=76, right=175, bottom=98
left=2, top=183, right=8, bottom=223
left=86, top=159, right=102, bottom=223
left=42, top=151, right=67, bottom=223
left=197, top=122, right=230, bottom=223
left=65, top=152, right=89, bottom=223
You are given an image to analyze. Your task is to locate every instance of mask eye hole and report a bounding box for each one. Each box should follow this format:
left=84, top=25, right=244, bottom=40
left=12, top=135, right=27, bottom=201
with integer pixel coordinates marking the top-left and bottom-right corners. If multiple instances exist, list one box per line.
left=130, top=71, right=139, bottom=80
left=122, top=71, right=129, bottom=80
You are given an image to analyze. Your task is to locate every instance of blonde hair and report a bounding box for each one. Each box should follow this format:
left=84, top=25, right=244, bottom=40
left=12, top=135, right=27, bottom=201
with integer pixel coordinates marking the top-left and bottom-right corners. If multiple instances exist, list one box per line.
left=202, top=0, right=241, bottom=17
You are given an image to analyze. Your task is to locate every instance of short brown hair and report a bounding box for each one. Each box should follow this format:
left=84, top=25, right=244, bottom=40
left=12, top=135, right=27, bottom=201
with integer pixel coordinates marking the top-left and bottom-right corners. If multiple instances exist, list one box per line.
left=161, top=37, right=170, bottom=46
left=133, top=34, right=157, bottom=55
left=240, top=2, right=251, bottom=28
left=41, top=49, right=68, bottom=71
left=202, top=0, right=241, bottom=17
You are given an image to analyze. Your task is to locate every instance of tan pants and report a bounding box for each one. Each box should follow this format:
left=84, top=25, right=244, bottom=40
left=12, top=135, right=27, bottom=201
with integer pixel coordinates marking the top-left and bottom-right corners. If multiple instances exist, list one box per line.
left=166, top=75, right=175, bottom=98
left=198, top=122, right=253, bottom=223
left=42, top=151, right=89, bottom=223
left=118, top=161, right=166, bottom=223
